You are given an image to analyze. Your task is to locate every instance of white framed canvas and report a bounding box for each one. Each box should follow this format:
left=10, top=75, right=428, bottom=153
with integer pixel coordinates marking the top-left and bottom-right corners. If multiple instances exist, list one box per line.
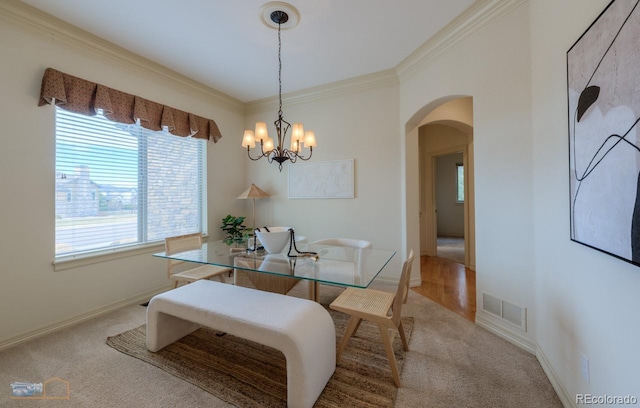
left=567, top=0, right=640, bottom=265
left=288, top=159, right=354, bottom=199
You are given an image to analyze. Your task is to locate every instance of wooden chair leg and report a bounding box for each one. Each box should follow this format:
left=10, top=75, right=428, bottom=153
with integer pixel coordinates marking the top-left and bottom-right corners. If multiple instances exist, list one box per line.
left=397, top=321, right=409, bottom=351
left=379, top=324, right=402, bottom=387
left=336, top=316, right=362, bottom=362
left=172, top=280, right=178, bottom=289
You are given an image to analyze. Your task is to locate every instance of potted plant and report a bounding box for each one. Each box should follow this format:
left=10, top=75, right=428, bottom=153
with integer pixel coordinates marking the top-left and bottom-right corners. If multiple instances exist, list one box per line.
left=220, top=215, right=248, bottom=246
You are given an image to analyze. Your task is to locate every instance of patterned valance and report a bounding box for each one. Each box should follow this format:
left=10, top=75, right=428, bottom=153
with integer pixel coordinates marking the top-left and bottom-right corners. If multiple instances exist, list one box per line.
left=38, top=68, right=221, bottom=142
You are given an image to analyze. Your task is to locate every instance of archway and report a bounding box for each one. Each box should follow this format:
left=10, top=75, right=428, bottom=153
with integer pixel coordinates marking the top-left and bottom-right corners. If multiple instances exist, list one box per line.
left=406, top=97, right=475, bottom=268
left=404, top=96, right=476, bottom=320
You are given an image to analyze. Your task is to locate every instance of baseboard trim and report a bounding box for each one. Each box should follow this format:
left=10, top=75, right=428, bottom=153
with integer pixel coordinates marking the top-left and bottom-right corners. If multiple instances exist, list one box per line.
left=376, top=274, right=428, bottom=290
left=475, top=310, right=536, bottom=354
left=0, top=285, right=169, bottom=352
left=536, top=345, right=576, bottom=408
left=374, top=274, right=400, bottom=286
left=409, top=276, right=422, bottom=288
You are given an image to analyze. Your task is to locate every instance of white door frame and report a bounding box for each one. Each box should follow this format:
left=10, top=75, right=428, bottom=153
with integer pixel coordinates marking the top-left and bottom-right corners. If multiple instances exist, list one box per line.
left=422, top=144, right=474, bottom=269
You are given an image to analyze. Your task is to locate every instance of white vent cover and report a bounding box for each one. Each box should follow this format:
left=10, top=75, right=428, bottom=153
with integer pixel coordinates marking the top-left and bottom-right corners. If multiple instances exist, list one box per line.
left=482, top=292, right=527, bottom=331
left=482, top=292, right=501, bottom=316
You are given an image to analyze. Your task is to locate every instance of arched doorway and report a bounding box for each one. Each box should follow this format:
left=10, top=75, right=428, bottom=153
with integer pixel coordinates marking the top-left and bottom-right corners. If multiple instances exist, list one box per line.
left=405, top=96, right=476, bottom=320
left=412, top=97, right=475, bottom=269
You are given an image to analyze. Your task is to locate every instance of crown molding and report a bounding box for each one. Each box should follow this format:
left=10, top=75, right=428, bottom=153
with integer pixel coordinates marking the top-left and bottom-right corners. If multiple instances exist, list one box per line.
left=246, top=69, right=399, bottom=114
left=1, top=0, right=527, bottom=114
left=396, top=0, right=528, bottom=79
left=0, top=0, right=245, bottom=114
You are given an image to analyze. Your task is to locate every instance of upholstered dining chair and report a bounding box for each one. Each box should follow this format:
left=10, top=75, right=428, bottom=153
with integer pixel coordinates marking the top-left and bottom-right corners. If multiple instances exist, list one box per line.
left=165, top=233, right=231, bottom=289
left=308, top=238, right=372, bottom=301
left=310, top=238, right=371, bottom=249
left=329, top=249, right=414, bottom=387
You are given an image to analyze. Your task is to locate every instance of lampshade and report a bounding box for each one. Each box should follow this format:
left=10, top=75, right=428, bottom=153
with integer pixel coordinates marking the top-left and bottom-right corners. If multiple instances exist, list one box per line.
left=255, top=122, right=269, bottom=141
left=238, top=183, right=270, bottom=234
left=304, top=131, right=317, bottom=148
left=263, top=137, right=275, bottom=152
left=292, top=123, right=304, bottom=142
left=242, top=130, right=256, bottom=148
left=237, top=183, right=270, bottom=200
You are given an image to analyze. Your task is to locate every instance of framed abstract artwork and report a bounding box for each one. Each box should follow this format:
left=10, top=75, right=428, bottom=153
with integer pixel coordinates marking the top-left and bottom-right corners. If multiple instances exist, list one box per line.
left=567, top=0, right=640, bottom=265
left=288, top=159, right=354, bottom=199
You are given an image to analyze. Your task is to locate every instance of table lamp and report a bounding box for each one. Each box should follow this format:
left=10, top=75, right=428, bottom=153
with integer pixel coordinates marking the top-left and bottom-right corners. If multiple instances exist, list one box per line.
left=237, top=183, right=270, bottom=232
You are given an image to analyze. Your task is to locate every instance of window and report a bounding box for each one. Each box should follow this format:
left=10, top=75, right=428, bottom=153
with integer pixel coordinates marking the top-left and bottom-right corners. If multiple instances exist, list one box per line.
left=456, top=162, right=464, bottom=203
left=55, top=108, right=206, bottom=257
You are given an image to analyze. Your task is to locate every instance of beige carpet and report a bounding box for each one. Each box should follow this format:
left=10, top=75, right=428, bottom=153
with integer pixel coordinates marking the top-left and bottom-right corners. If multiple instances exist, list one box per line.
left=437, top=236, right=465, bottom=264
left=106, top=311, right=414, bottom=408
left=0, top=283, right=562, bottom=408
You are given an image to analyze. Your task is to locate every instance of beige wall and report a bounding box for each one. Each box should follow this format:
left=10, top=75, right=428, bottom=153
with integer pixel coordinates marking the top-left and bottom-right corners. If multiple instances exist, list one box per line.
left=531, top=0, right=640, bottom=399
left=3, top=0, right=640, bottom=402
left=242, top=77, right=405, bottom=281
left=0, top=15, right=245, bottom=346
left=403, top=0, right=640, bottom=401
left=401, top=0, right=536, bottom=346
left=435, top=152, right=465, bottom=237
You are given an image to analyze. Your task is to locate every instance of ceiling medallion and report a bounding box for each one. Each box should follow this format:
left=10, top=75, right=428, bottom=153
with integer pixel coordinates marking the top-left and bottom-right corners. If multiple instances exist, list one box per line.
left=259, top=1, right=300, bottom=30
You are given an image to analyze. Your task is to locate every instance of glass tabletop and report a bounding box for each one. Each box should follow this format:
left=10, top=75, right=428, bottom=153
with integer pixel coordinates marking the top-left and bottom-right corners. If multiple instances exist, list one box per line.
left=153, top=240, right=396, bottom=288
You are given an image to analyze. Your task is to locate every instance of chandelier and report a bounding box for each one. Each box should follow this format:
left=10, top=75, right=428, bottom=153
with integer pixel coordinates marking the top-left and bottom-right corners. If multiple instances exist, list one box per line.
left=242, top=3, right=316, bottom=171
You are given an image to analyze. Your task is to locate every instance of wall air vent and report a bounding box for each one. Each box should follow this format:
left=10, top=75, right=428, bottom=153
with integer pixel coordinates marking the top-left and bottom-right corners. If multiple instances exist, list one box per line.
left=481, top=292, right=527, bottom=331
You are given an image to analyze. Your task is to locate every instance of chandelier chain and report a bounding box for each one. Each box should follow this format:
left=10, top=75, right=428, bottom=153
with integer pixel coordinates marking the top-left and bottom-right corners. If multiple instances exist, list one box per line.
left=243, top=6, right=315, bottom=171
left=278, top=21, right=283, bottom=118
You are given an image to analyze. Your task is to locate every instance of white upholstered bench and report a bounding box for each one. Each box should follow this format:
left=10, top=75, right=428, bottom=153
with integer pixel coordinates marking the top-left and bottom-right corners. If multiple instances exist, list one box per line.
left=146, top=280, right=336, bottom=408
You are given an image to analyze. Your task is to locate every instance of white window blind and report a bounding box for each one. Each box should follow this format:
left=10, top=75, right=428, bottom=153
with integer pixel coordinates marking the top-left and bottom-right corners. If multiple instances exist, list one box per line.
left=55, top=107, right=206, bottom=257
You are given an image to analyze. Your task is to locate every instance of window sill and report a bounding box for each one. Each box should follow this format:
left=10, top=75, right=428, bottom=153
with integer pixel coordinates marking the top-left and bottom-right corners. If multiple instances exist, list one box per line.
left=53, top=242, right=165, bottom=271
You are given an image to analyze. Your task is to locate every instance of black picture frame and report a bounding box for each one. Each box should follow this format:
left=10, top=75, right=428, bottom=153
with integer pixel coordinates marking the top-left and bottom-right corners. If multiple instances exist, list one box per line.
left=567, top=0, right=640, bottom=266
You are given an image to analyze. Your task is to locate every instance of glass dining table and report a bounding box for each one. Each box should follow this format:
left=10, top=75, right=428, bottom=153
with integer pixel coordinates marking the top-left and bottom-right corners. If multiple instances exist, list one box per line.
left=153, top=240, right=396, bottom=301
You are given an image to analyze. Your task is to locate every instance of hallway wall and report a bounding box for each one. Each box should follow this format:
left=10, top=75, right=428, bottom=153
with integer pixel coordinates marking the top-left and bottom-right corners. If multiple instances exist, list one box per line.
left=436, top=152, right=465, bottom=237
left=418, top=124, right=471, bottom=258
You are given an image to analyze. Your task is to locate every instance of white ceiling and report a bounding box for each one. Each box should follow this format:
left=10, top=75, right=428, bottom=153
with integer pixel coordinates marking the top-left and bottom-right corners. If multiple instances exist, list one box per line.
left=21, top=0, right=476, bottom=102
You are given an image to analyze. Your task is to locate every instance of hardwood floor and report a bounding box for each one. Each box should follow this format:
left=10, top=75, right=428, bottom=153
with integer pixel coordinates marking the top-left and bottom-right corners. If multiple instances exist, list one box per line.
left=412, top=255, right=476, bottom=322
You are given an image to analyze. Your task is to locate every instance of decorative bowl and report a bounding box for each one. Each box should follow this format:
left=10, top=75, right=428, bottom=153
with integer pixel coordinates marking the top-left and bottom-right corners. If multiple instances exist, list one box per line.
left=255, top=227, right=292, bottom=254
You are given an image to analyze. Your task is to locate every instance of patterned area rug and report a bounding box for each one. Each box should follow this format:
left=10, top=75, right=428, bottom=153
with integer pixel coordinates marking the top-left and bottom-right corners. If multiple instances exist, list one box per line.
left=107, top=309, right=413, bottom=408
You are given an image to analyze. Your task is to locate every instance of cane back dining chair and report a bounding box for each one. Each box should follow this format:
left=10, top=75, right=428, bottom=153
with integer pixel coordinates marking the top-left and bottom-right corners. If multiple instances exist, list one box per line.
left=329, top=249, right=414, bottom=387
left=165, top=233, right=231, bottom=289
